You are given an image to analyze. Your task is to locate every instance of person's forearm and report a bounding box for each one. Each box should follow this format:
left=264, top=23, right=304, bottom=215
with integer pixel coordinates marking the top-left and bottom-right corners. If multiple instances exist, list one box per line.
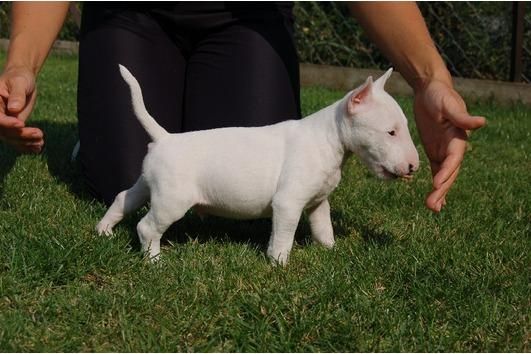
left=349, top=2, right=452, bottom=91
left=6, top=2, right=69, bottom=74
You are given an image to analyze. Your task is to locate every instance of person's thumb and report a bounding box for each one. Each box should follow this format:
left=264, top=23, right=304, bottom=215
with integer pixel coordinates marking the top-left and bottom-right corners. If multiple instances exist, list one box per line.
left=6, top=75, right=32, bottom=114
left=443, top=95, right=486, bottom=131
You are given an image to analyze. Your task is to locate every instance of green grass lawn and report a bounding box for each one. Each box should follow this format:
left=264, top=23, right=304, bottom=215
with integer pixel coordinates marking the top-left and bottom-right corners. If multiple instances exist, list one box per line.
left=0, top=55, right=529, bottom=352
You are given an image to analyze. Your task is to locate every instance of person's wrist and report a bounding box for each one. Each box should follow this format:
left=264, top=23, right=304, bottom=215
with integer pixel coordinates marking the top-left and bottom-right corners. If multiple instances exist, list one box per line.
left=2, top=60, right=36, bottom=89
left=410, top=63, right=453, bottom=94
left=397, top=41, right=454, bottom=94
left=5, top=34, right=44, bottom=76
left=3, top=62, right=34, bottom=76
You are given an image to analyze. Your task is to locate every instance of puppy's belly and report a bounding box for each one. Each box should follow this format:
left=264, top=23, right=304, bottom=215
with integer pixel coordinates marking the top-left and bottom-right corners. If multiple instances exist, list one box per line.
left=193, top=162, right=279, bottom=220
left=193, top=203, right=273, bottom=220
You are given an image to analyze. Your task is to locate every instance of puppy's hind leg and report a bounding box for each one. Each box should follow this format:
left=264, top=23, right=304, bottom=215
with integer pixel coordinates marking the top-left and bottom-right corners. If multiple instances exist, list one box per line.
left=96, top=176, right=149, bottom=235
left=137, top=193, right=193, bottom=261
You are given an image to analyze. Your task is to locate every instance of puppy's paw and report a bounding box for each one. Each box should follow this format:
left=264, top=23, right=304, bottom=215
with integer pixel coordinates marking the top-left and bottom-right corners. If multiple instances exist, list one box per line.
left=318, top=239, right=335, bottom=249
left=147, top=253, right=161, bottom=263
left=95, top=221, right=114, bottom=236
left=267, top=249, right=289, bottom=267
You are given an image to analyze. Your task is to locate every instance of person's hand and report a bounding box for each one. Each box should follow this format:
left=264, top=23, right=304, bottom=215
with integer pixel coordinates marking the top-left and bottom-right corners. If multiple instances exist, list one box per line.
left=414, top=79, right=486, bottom=212
left=0, top=65, right=44, bottom=153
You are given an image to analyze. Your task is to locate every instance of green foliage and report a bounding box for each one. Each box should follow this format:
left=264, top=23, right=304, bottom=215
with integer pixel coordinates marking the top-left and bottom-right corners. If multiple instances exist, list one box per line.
left=0, top=2, right=529, bottom=81
left=417, top=2, right=513, bottom=81
left=294, top=2, right=530, bottom=81
left=0, top=55, right=529, bottom=352
left=0, top=2, right=80, bottom=40
left=0, top=4, right=8, bottom=39
left=294, top=2, right=389, bottom=70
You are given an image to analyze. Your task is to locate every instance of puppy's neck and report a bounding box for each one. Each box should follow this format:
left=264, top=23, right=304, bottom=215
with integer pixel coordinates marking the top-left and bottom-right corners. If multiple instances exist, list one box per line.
left=302, top=98, right=351, bottom=169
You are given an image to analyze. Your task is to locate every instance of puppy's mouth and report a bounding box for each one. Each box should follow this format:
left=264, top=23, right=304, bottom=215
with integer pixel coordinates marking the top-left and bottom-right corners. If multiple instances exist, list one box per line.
left=381, top=167, right=399, bottom=180
left=380, top=166, right=413, bottom=181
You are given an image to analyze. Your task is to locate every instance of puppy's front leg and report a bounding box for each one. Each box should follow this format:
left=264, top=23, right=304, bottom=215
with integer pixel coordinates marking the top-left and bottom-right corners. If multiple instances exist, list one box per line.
left=267, top=199, right=304, bottom=266
left=307, top=199, right=335, bottom=249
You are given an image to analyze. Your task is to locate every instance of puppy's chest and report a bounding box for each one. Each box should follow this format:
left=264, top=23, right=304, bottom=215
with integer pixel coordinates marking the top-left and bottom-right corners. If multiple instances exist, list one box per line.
left=308, top=169, right=342, bottom=206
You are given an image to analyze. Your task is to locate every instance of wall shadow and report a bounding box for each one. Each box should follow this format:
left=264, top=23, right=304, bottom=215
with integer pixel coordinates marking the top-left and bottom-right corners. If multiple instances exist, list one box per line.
left=0, top=144, right=18, bottom=206
left=39, top=120, right=94, bottom=203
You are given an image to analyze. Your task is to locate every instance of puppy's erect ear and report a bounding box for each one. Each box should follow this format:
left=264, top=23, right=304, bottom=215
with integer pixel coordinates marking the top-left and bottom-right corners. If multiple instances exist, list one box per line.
left=347, top=76, right=373, bottom=115
left=374, top=67, right=393, bottom=91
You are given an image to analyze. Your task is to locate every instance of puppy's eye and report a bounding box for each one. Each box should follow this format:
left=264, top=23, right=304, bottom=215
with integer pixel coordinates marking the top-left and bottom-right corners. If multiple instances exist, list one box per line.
left=387, top=130, right=396, bottom=136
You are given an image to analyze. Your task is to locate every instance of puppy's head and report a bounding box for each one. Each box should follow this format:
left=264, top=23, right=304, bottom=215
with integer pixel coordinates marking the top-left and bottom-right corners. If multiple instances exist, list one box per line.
left=338, top=68, right=419, bottom=180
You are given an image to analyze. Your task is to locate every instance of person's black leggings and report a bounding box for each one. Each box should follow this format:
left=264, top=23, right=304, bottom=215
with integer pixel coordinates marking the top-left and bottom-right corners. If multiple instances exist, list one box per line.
left=77, top=2, right=301, bottom=205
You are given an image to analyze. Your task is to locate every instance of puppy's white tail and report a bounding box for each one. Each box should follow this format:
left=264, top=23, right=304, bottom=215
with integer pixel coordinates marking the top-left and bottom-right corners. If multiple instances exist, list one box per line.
left=118, top=64, right=169, bottom=141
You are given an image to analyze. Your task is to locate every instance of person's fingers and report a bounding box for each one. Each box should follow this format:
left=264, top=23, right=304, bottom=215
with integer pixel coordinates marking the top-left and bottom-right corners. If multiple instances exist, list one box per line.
left=0, top=98, right=41, bottom=152
left=22, top=127, right=44, bottom=140
left=13, top=141, right=44, bottom=154
left=432, top=154, right=461, bottom=189
left=428, top=137, right=466, bottom=211
left=0, top=125, right=44, bottom=150
left=6, top=127, right=44, bottom=142
left=426, top=166, right=460, bottom=213
left=431, top=137, right=467, bottom=188
left=426, top=161, right=444, bottom=212
left=0, top=114, right=25, bottom=129
left=5, top=131, right=44, bottom=154
left=16, top=139, right=44, bottom=148
left=425, top=191, right=442, bottom=213
left=0, top=69, right=40, bottom=153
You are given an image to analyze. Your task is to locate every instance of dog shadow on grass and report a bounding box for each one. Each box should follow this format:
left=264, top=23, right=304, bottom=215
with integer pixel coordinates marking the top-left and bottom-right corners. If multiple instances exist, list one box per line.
left=356, top=223, right=394, bottom=247
left=38, top=120, right=393, bottom=255
left=108, top=204, right=366, bottom=257
left=155, top=207, right=393, bottom=255
left=330, top=208, right=395, bottom=248
left=119, top=210, right=320, bottom=255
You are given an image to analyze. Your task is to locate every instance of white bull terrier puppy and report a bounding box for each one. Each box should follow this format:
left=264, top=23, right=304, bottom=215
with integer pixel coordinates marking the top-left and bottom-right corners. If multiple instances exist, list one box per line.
left=96, top=65, right=419, bottom=265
